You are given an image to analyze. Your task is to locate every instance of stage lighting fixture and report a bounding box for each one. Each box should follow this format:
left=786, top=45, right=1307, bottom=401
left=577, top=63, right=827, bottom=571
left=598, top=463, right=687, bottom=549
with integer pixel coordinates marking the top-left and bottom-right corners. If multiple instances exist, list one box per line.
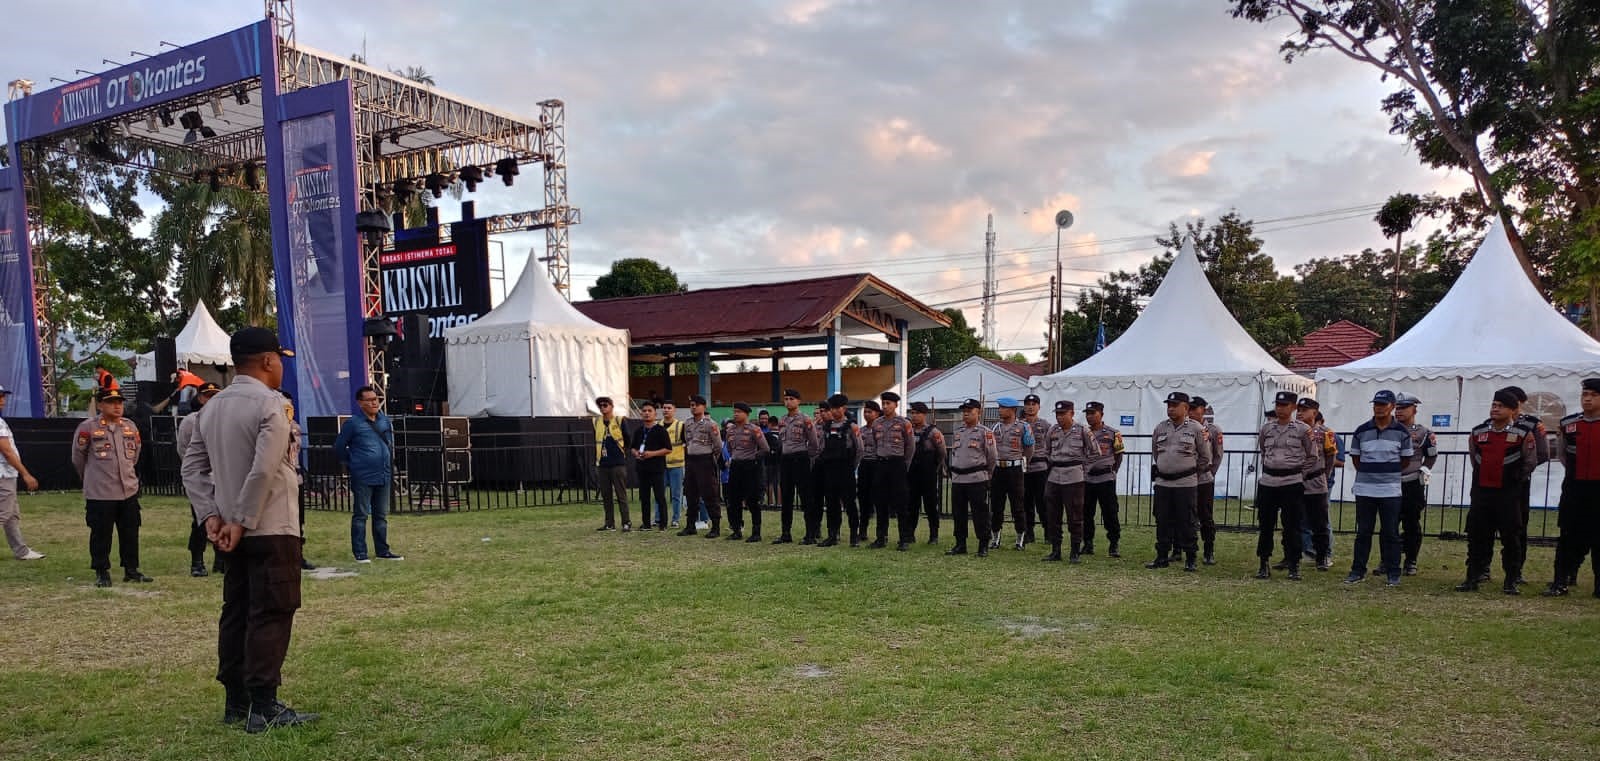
left=393, top=178, right=415, bottom=205
left=244, top=162, right=260, bottom=191
left=389, top=131, right=401, bottom=147
left=158, top=109, right=175, bottom=128
left=424, top=173, right=448, bottom=199
left=233, top=85, right=249, bottom=105
left=495, top=158, right=519, bottom=186
left=210, top=96, right=223, bottom=118
left=459, top=166, right=483, bottom=192
left=362, top=317, right=399, bottom=338
left=145, top=114, right=158, bottom=133
left=179, top=111, right=202, bottom=129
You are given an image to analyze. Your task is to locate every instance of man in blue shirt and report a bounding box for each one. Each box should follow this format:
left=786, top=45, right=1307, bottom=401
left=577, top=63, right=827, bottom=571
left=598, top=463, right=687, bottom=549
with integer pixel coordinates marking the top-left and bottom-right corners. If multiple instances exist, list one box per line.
left=1344, top=389, right=1413, bottom=586
left=334, top=386, right=401, bottom=563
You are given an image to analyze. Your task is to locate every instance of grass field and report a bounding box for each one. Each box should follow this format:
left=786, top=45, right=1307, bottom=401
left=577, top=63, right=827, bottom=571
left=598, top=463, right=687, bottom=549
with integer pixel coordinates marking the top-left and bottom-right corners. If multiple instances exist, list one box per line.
left=2, top=492, right=1597, bottom=760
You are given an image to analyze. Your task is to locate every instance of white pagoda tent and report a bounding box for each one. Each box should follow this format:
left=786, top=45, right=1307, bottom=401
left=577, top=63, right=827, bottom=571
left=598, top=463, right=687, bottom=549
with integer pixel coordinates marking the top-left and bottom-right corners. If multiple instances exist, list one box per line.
left=444, top=253, right=630, bottom=417
left=1028, top=240, right=1314, bottom=496
left=134, top=300, right=234, bottom=382
left=1316, top=221, right=1600, bottom=506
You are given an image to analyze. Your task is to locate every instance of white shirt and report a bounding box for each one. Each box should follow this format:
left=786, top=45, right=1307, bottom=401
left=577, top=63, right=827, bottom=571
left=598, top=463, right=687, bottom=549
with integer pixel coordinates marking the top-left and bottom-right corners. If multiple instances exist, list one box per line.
left=0, top=417, right=16, bottom=478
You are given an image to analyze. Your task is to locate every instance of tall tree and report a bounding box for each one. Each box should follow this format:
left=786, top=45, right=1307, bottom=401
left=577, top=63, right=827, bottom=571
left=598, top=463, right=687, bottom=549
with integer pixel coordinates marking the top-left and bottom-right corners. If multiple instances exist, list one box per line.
left=909, top=308, right=998, bottom=372
left=1229, top=0, right=1600, bottom=328
left=589, top=258, right=688, bottom=300
left=1294, top=228, right=1473, bottom=342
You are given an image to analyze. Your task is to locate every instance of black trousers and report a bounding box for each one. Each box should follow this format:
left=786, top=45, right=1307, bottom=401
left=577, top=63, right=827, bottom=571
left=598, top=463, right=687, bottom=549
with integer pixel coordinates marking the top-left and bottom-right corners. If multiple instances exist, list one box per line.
left=188, top=504, right=221, bottom=565
left=989, top=466, right=1025, bottom=538
left=684, top=455, right=722, bottom=522
left=86, top=497, right=141, bottom=572
left=906, top=465, right=941, bottom=539
left=1554, top=480, right=1599, bottom=584
left=857, top=460, right=877, bottom=538
left=874, top=460, right=910, bottom=543
left=820, top=459, right=859, bottom=539
left=1083, top=479, right=1120, bottom=545
left=950, top=481, right=990, bottom=547
left=1153, top=485, right=1198, bottom=556
left=1023, top=469, right=1047, bottom=537
left=1467, top=484, right=1525, bottom=580
left=1400, top=478, right=1426, bottom=562
left=1302, top=490, right=1332, bottom=561
left=810, top=462, right=827, bottom=538
left=727, top=461, right=764, bottom=532
left=217, top=535, right=301, bottom=693
left=1043, top=480, right=1086, bottom=546
left=1256, top=482, right=1305, bottom=562
left=1195, top=481, right=1217, bottom=545
left=779, top=453, right=815, bottom=539
left=637, top=468, right=666, bottom=528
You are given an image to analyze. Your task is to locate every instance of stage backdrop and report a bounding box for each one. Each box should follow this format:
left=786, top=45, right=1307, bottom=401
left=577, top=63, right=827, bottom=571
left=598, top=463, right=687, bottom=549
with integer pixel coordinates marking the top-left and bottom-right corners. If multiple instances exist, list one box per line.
left=264, top=80, right=365, bottom=420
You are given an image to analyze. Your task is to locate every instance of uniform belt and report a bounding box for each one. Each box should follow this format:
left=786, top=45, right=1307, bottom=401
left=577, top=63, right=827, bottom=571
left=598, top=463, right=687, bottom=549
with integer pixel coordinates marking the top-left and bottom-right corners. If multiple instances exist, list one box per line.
left=1088, top=466, right=1114, bottom=476
left=863, top=457, right=887, bottom=463
left=950, top=465, right=986, bottom=475
left=782, top=452, right=809, bottom=459
left=731, top=459, right=762, bottom=467
left=686, top=453, right=715, bottom=460
left=997, top=459, right=1024, bottom=468
left=1154, top=466, right=1198, bottom=480
left=1028, top=456, right=1048, bottom=463
left=1263, top=466, right=1300, bottom=477
left=1049, top=459, right=1084, bottom=468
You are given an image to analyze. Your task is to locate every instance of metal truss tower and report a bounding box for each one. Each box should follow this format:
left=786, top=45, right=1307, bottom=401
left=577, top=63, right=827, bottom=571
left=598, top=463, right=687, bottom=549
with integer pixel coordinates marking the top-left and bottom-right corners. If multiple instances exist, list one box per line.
left=981, top=213, right=996, bottom=349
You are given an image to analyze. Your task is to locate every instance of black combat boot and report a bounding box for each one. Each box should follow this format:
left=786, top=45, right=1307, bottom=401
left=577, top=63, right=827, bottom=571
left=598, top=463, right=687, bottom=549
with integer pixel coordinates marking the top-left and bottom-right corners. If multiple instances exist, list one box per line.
left=245, top=687, right=319, bottom=734
left=1256, top=560, right=1271, bottom=580
left=704, top=519, right=721, bottom=539
left=1503, top=577, right=1521, bottom=595
left=124, top=568, right=154, bottom=583
left=1271, top=558, right=1291, bottom=571
left=222, top=684, right=250, bottom=725
left=1540, top=581, right=1568, bottom=597
left=1068, top=540, right=1082, bottom=564
left=1454, top=575, right=1480, bottom=592
left=772, top=534, right=793, bottom=545
left=1145, top=549, right=1170, bottom=569
left=868, top=537, right=887, bottom=549
left=1081, top=539, right=1094, bottom=556
left=896, top=541, right=910, bottom=552
left=945, top=543, right=967, bottom=556
left=678, top=523, right=697, bottom=537
left=191, top=560, right=208, bottom=577
left=1183, top=551, right=1198, bottom=572
left=1203, top=541, right=1216, bottom=565
left=1287, top=562, right=1302, bottom=581
left=1107, top=541, right=1120, bottom=558
left=1042, top=543, right=1062, bottom=562
left=726, top=527, right=742, bottom=540
left=976, top=543, right=989, bottom=558
left=94, top=570, right=112, bottom=587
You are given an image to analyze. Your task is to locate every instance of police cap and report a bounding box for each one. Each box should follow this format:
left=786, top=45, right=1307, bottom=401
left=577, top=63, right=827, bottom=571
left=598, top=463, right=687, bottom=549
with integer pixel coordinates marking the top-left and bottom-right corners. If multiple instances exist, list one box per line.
left=96, top=387, right=125, bottom=403
left=959, top=398, right=982, bottom=411
left=1189, top=396, right=1208, bottom=409
left=0, top=384, right=11, bottom=396
left=1164, top=392, right=1190, bottom=406
left=1023, top=394, right=1041, bottom=405
left=1296, top=397, right=1320, bottom=410
left=996, top=396, right=1021, bottom=409
left=1584, top=378, right=1600, bottom=394
left=1371, top=390, right=1396, bottom=405
left=1054, top=400, right=1074, bottom=414
left=1394, top=392, right=1419, bottom=408
left=197, top=382, right=222, bottom=396
left=1273, top=391, right=1297, bottom=406
left=230, top=326, right=294, bottom=357
left=1084, top=401, right=1104, bottom=413
left=909, top=401, right=931, bottom=414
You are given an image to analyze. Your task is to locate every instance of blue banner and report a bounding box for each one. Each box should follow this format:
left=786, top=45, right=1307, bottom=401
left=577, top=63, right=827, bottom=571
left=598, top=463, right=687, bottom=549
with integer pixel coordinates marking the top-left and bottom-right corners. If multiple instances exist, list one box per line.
left=267, top=82, right=364, bottom=420
left=0, top=159, right=43, bottom=417
left=4, top=22, right=267, bottom=143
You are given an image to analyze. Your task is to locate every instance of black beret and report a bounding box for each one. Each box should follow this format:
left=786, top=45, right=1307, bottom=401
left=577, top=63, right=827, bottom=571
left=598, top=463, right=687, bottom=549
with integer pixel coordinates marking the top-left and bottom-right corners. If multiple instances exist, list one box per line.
left=733, top=402, right=752, bottom=413
left=783, top=388, right=802, bottom=400
left=880, top=391, right=901, bottom=403
left=1501, top=385, right=1527, bottom=403
left=688, top=394, right=707, bottom=405
left=1189, top=396, right=1208, bottom=409
left=909, top=401, right=931, bottom=413
left=1493, top=389, right=1520, bottom=408
left=863, top=400, right=882, bottom=413
left=1584, top=378, right=1600, bottom=394
left=827, top=393, right=849, bottom=408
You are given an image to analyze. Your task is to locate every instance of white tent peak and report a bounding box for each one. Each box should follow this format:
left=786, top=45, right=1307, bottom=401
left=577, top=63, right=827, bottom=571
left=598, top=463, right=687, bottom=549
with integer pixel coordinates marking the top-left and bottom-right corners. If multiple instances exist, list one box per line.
left=174, top=300, right=233, bottom=366
left=472, top=251, right=615, bottom=333
left=1039, top=236, right=1297, bottom=380
left=1320, top=220, right=1600, bottom=379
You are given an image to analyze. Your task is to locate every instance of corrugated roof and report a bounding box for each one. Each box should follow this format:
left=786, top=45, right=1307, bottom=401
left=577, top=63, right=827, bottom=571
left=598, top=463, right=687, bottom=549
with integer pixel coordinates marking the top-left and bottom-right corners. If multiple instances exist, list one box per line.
left=573, top=273, right=949, bottom=346
left=1288, top=320, right=1379, bottom=374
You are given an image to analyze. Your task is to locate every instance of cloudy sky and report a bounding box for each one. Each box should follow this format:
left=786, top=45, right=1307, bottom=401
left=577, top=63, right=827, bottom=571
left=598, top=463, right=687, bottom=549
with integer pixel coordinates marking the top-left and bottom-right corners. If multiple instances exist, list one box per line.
left=4, top=0, right=1470, bottom=357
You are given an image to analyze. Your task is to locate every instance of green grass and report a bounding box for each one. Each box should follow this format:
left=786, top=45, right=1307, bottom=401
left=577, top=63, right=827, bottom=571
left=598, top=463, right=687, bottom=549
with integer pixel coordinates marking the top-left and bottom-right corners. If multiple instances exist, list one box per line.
left=2, top=492, right=1597, bottom=760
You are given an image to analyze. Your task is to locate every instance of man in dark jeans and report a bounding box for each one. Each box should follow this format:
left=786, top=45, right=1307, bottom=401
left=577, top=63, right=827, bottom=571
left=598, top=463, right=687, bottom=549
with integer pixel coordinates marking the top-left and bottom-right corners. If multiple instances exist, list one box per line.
left=629, top=400, right=672, bottom=530
left=1345, top=390, right=1414, bottom=587
left=593, top=396, right=630, bottom=531
left=334, top=385, right=400, bottom=563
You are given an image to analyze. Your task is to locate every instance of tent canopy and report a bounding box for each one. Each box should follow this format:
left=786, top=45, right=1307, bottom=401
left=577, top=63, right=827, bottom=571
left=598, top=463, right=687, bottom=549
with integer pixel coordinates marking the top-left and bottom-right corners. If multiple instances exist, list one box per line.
left=134, top=301, right=233, bottom=381
left=1317, top=220, right=1600, bottom=383
left=444, top=253, right=630, bottom=417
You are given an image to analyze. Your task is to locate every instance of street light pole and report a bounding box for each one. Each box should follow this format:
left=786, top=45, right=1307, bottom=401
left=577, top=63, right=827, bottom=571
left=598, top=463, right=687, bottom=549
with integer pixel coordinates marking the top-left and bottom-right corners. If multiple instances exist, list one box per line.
left=1052, top=210, right=1074, bottom=373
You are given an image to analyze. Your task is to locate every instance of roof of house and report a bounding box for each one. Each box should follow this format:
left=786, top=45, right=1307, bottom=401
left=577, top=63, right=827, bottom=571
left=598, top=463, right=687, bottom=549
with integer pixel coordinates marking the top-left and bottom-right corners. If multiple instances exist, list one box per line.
left=573, top=273, right=950, bottom=348
left=1288, top=320, right=1380, bottom=374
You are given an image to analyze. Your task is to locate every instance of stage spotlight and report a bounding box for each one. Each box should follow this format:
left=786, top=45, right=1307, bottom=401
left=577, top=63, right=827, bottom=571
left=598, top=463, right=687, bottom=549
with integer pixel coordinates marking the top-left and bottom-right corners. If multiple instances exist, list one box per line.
left=158, top=109, right=174, bottom=127
left=495, top=158, right=519, bottom=186
left=146, top=114, right=158, bottom=133
left=232, top=85, right=249, bottom=105
left=393, top=178, right=415, bottom=205
left=389, top=131, right=401, bottom=147
left=200, top=125, right=217, bottom=139
left=424, top=173, right=448, bottom=199
left=210, top=96, right=223, bottom=118
left=459, top=166, right=483, bottom=192
left=179, top=111, right=201, bottom=129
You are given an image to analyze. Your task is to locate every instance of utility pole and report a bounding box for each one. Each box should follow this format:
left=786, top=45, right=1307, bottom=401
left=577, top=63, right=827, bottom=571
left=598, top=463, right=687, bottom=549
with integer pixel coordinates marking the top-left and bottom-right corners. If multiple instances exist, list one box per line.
left=1052, top=210, right=1074, bottom=372
left=982, top=213, right=996, bottom=350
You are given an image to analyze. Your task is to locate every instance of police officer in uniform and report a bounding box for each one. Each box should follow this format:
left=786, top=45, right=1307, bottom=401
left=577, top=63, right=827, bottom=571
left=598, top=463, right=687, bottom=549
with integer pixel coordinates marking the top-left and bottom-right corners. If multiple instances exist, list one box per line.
left=907, top=401, right=947, bottom=544
left=1394, top=393, right=1439, bottom=575
left=856, top=401, right=881, bottom=544
left=1187, top=396, right=1223, bottom=564
left=1149, top=392, right=1210, bottom=572
left=775, top=389, right=821, bottom=545
left=1021, top=393, right=1050, bottom=545
left=810, top=401, right=832, bottom=536
left=1296, top=398, right=1339, bottom=571
left=178, top=382, right=224, bottom=577
left=680, top=395, right=723, bottom=538
left=1545, top=377, right=1600, bottom=597
left=818, top=394, right=864, bottom=547
left=873, top=392, right=917, bottom=550
left=1082, top=401, right=1124, bottom=557
left=1503, top=385, right=1550, bottom=586
left=988, top=397, right=1034, bottom=551
left=1042, top=401, right=1099, bottom=562
left=724, top=403, right=770, bottom=542
left=1255, top=391, right=1316, bottom=580
left=945, top=399, right=997, bottom=557
left=73, top=388, right=151, bottom=587
left=1457, top=389, right=1536, bottom=594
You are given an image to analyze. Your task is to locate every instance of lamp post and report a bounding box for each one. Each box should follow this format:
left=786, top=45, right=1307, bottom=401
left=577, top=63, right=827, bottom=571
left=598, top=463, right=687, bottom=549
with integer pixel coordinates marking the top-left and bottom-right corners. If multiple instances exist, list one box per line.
left=1052, top=209, right=1074, bottom=372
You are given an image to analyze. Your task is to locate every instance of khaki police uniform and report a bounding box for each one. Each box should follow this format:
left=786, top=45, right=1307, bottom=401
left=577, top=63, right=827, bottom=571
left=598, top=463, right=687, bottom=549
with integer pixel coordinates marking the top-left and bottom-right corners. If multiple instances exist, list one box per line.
left=989, top=417, right=1034, bottom=547
left=1256, top=414, right=1316, bottom=574
left=72, top=414, right=143, bottom=575
left=870, top=412, right=916, bottom=546
left=1023, top=412, right=1051, bottom=542
left=682, top=415, right=723, bottom=535
left=1043, top=418, right=1099, bottom=558
left=907, top=420, right=947, bottom=543
left=946, top=420, right=997, bottom=553
left=856, top=415, right=879, bottom=542
left=777, top=408, right=821, bottom=543
left=725, top=420, right=770, bottom=540
left=1150, top=412, right=1212, bottom=566
left=1083, top=420, right=1124, bottom=554
left=1400, top=420, right=1439, bottom=569
left=1193, top=418, right=1224, bottom=556
left=1300, top=421, right=1338, bottom=565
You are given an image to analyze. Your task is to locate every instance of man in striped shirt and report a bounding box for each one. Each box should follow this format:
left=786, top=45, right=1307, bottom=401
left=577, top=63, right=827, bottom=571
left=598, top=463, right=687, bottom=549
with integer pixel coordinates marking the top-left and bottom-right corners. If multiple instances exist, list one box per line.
left=1344, top=389, right=1414, bottom=586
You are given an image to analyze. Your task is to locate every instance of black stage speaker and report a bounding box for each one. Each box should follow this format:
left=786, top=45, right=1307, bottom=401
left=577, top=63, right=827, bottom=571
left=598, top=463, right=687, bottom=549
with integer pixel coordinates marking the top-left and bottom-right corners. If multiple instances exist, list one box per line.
left=393, top=416, right=470, bottom=449
left=404, top=449, right=472, bottom=483
left=153, top=336, right=177, bottom=399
